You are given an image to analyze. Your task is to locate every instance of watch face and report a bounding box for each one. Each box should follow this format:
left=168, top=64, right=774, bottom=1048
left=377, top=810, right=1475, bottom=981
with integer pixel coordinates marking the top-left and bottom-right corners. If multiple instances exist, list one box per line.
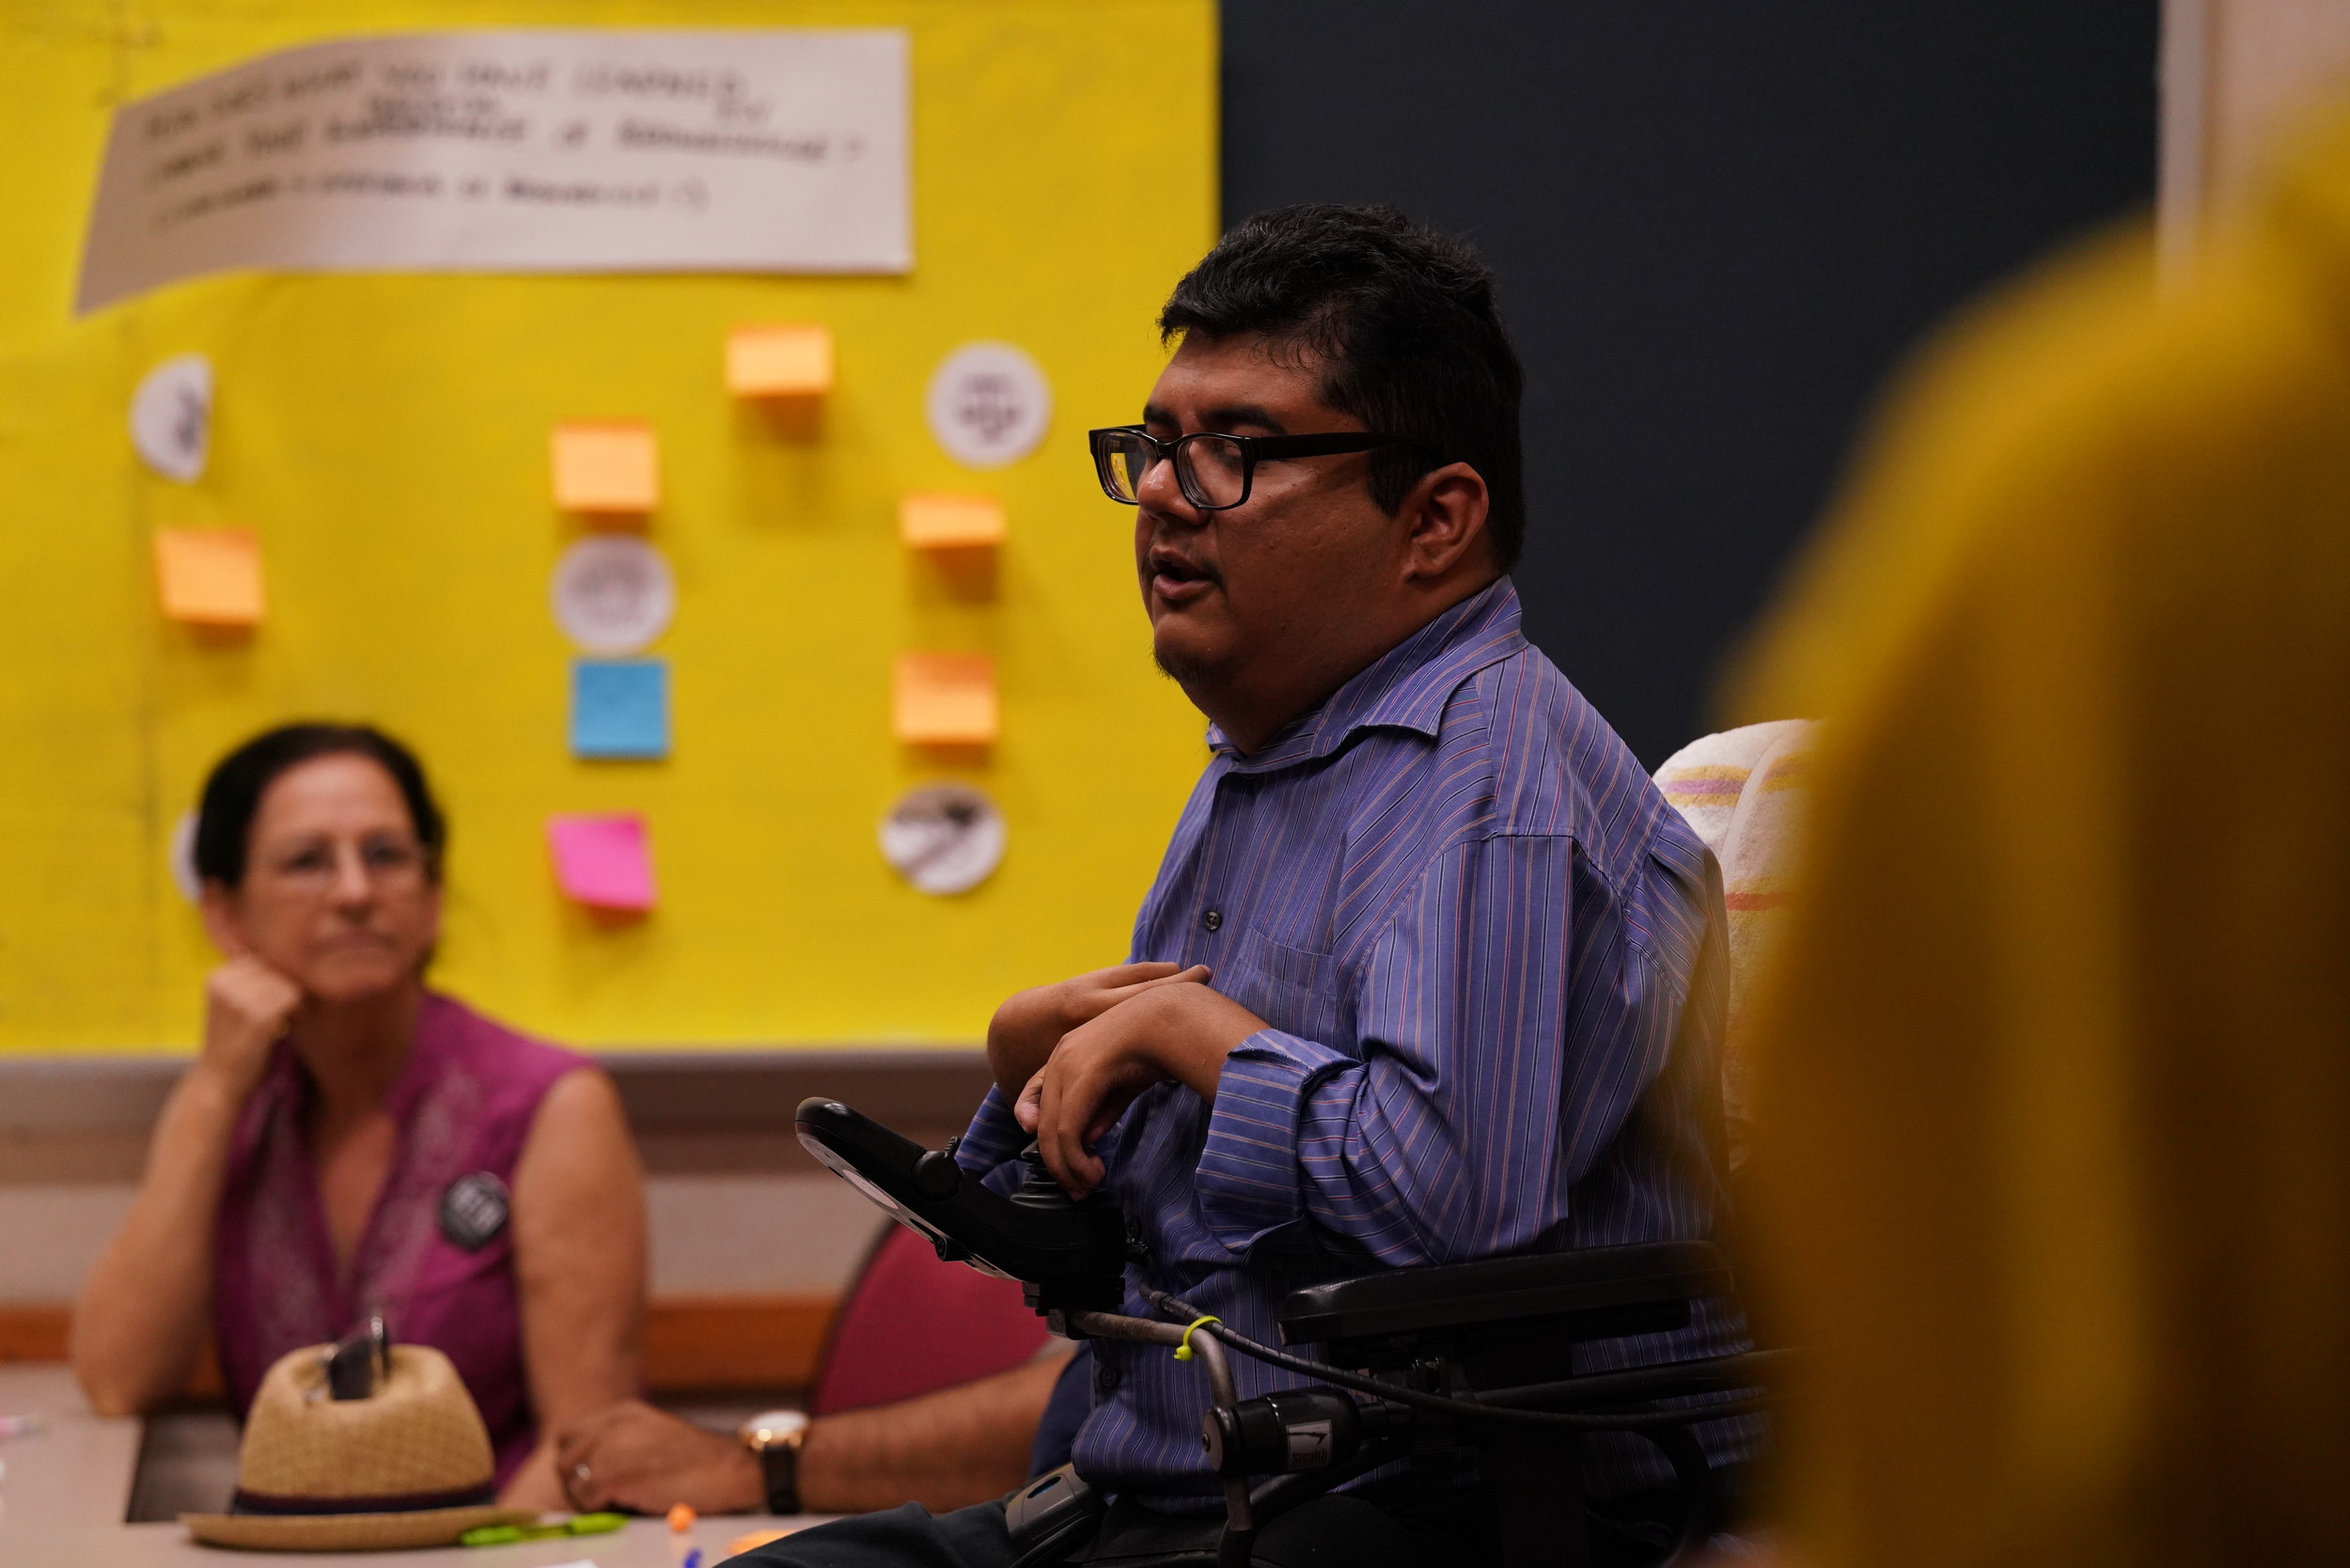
left=741, top=1410, right=810, bottom=1448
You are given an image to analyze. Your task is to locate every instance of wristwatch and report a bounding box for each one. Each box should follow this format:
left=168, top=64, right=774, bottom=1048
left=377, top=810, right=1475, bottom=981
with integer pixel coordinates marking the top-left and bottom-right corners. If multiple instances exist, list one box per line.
left=738, top=1409, right=811, bottom=1515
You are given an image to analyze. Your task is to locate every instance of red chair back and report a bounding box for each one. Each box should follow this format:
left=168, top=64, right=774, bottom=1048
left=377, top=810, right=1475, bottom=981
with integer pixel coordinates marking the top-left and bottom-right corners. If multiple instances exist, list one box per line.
left=806, top=1222, right=1051, bottom=1416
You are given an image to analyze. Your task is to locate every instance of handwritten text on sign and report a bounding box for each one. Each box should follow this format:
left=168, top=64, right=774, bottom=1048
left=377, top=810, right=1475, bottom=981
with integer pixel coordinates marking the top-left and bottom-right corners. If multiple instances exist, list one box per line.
left=76, top=29, right=910, bottom=312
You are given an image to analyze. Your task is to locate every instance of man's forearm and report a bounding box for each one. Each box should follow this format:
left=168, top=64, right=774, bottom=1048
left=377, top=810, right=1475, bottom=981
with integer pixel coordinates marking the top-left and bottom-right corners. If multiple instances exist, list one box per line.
left=1143, top=1022, right=1238, bottom=1106
left=798, top=1353, right=1067, bottom=1514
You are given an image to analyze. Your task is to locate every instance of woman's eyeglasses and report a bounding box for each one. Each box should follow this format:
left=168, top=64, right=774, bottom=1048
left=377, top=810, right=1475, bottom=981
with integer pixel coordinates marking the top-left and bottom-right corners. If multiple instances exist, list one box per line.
left=259, top=835, right=430, bottom=891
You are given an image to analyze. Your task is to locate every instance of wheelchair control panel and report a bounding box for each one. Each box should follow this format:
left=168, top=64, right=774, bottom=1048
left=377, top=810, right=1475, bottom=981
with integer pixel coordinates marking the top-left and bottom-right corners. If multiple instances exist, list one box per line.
left=793, top=1097, right=1132, bottom=1313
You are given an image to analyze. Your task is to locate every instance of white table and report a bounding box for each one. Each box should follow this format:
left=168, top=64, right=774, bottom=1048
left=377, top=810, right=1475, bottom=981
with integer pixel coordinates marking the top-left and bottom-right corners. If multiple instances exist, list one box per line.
left=0, top=1364, right=834, bottom=1565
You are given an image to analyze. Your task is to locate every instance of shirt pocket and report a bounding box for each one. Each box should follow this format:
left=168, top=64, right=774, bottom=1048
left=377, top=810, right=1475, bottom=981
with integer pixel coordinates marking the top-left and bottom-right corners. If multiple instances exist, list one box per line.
left=1223, top=928, right=1350, bottom=1048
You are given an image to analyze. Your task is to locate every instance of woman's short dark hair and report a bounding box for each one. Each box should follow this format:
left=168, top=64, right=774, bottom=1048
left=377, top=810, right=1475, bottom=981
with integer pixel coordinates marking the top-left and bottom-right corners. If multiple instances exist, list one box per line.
left=1157, top=203, right=1528, bottom=570
left=194, top=724, right=446, bottom=888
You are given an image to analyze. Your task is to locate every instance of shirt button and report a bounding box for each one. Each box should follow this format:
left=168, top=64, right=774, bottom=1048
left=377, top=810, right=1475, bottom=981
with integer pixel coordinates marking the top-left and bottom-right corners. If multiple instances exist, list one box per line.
left=1096, top=1363, right=1122, bottom=1394
left=1202, top=909, right=1223, bottom=933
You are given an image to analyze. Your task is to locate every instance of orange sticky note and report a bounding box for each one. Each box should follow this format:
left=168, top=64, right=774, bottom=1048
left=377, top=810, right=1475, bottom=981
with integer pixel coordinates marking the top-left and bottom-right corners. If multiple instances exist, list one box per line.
left=900, top=493, right=1006, bottom=550
left=892, top=652, right=998, bottom=745
left=726, top=323, right=833, bottom=398
left=154, top=527, right=264, bottom=626
left=728, top=1528, right=800, bottom=1555
left=552, top=421, right=660, bottom=512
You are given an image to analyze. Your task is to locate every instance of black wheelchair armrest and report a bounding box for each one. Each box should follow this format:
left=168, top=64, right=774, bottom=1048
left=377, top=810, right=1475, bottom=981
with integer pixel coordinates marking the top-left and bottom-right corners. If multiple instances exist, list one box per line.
left=1279, top=1241, right=1732, bottom=1352
left=1272, top=1242, right=1757, bottom=1568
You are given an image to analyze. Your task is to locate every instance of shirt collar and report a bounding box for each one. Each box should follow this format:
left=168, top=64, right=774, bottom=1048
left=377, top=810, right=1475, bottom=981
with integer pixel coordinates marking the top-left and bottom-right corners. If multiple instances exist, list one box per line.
left=1210, top=576, right=1528, bottom=773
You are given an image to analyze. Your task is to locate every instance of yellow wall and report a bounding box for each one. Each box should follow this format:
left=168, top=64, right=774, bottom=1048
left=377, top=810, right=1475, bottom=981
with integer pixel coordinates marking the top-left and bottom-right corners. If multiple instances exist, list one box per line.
left=0, top=0, right=1217, bottom=1052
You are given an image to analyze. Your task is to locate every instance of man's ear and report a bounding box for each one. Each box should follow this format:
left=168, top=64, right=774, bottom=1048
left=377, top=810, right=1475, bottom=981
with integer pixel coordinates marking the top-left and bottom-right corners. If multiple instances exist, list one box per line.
left=1397, top=462, right=1494, bottom=583
left=198, top=882, right=250, bottom=956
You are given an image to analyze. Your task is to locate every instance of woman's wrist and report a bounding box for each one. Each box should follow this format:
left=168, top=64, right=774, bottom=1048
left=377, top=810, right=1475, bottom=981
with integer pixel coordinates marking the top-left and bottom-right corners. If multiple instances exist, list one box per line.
left=176, top=1057, right=260, bottom=1127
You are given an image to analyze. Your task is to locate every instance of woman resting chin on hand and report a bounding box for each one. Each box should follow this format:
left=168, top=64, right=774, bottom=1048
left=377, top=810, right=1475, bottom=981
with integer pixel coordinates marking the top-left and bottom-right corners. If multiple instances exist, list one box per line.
left=69, top=725, right=647, bottom=1510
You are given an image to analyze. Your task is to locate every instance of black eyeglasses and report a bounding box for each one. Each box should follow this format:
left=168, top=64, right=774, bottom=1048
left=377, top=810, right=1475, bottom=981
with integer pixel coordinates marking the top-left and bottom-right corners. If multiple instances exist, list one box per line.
left=1088, top=425, right=1427, bottom=511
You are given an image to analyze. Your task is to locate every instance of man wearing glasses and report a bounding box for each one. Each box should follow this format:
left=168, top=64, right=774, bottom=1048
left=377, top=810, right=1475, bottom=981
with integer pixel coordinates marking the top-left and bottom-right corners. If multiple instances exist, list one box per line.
left=745, top=205, right=1748, bottom=1566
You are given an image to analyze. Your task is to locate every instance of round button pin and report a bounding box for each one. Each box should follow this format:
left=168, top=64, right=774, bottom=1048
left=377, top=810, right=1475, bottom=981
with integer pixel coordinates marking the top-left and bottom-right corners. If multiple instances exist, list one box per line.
left=439, top=1171, right=511, bottom=1252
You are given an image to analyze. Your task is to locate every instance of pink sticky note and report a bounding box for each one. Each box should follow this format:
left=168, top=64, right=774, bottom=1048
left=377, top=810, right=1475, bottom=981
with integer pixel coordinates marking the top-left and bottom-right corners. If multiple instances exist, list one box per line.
left=546, top=813, right=656, bottom=911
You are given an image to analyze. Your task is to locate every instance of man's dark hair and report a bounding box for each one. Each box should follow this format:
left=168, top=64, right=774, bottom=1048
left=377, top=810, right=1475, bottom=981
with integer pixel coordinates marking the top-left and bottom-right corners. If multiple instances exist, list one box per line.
left=1158, top=203, right=1527, bottom=570
left=195, top=723, right=446, bottom=888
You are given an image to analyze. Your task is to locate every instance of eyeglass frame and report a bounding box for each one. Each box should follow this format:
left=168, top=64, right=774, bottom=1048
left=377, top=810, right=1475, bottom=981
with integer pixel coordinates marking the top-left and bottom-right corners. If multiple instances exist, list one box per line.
left=1086, top=424, right=1435, bottom=512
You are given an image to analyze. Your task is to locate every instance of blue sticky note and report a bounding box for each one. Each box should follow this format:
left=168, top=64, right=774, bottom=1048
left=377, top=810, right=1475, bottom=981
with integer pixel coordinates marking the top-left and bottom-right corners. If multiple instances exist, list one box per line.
left=572, top=659, right=668, bottom=760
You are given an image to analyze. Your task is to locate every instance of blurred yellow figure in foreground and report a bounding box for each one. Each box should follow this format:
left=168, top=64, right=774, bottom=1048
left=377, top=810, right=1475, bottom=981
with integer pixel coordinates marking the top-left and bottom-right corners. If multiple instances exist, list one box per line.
left=1728, top=110, right=2350, bottom=1568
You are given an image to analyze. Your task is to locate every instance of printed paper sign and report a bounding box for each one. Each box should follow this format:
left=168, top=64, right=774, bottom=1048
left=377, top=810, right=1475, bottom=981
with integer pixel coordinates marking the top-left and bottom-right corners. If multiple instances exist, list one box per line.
left=77, top=28, right=911, bottom=312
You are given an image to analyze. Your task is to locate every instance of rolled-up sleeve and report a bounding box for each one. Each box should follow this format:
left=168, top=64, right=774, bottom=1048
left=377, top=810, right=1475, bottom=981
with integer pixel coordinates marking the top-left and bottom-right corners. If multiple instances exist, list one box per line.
left=1196, top=832, right=1689, bottom=1267
left=1194, top=1028, right=1357, bottom=1247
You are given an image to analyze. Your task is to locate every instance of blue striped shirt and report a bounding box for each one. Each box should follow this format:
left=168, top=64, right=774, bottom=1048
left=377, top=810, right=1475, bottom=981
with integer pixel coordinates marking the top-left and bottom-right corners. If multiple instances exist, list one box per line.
left=957, top=578, right=1750, bottom=1505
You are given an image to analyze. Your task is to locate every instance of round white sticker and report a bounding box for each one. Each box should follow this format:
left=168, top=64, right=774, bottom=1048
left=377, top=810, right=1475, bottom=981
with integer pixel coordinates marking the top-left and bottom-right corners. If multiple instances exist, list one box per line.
left=925, top=342, right=1052, bottom=469
left=879, top=783, right=1007, bottom=896
left=130, top=353, right=212, bottom=482
left=168, top=808, right=201, bottom=903
left=551, top=535, right=676, bottom=655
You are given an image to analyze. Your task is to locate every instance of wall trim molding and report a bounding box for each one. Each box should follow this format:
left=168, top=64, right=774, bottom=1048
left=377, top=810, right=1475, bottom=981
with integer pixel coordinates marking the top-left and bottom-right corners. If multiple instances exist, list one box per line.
left=0, top=1048, right=994, bottom=1134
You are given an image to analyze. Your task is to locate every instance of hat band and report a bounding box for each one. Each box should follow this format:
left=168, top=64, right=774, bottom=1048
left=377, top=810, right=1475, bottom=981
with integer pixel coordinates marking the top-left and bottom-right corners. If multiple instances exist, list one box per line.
left=229, top=1482, right=495, bottom=1516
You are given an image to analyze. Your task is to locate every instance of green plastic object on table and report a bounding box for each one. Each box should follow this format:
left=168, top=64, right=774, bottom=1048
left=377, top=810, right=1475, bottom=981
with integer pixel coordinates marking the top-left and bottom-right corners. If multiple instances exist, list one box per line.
left=460, top=1512, right=627, bottom=1545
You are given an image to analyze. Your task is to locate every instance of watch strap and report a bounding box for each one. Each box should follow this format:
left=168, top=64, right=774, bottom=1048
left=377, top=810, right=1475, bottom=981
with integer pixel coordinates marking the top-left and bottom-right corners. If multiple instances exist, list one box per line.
left=753, top=1433, right=803, bottom=1515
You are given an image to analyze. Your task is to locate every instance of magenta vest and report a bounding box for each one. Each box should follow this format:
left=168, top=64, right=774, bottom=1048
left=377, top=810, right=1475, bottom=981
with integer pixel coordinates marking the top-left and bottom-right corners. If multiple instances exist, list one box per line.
left=213, top=993, right=592, bottom=1482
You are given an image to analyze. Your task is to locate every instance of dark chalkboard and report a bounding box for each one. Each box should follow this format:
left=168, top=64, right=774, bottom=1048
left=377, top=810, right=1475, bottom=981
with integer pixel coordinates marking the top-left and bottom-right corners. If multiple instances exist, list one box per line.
left=1221, top=3, right=2157, bottom=764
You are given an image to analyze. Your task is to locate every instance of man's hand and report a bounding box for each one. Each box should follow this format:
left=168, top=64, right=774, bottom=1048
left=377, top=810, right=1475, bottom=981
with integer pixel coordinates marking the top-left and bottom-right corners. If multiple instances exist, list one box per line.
left=194, top=956, right=302, bottom=1106
left=1018, top=980, right=1268, bottom=1198
left=554, top=1400, right=763, bottom=1515
left=985, top=962, right=1211, bottom=1100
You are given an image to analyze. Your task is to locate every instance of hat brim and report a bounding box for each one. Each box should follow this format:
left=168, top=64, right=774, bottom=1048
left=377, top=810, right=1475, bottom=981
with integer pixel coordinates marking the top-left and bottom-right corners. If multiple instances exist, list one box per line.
left=181, top=1504, right=538, bottom=1552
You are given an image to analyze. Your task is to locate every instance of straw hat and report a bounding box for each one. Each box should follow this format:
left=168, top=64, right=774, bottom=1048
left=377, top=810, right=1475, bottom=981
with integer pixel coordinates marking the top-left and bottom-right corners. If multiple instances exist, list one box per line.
left=183, top=1340, right=536, bottom=1551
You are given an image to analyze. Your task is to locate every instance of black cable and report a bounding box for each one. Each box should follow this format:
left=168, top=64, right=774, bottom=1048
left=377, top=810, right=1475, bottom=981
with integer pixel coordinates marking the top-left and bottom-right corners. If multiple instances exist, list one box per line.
left=1140, top=1288, right=1771, bottom=1434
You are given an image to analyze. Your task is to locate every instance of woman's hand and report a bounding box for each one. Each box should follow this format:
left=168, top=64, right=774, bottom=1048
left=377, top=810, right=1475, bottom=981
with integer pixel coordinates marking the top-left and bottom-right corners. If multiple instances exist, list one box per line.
left=70, top=955, right=300, bottom=1416
left=555, top=1400, right=762, bottom=1514
left=195, top=955, right=301, bottom=1105
left=985, top=962, right=1211, bottom=1100
left=1017, top=980, right=1268, bottom=1198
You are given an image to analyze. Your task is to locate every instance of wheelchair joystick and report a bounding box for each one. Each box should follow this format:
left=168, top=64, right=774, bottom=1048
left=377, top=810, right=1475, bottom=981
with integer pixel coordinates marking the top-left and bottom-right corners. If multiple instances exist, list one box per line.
left=794, top=1099, right=1130, bottom=1315
left=1010, top=1138, right=1081, bottom=1210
